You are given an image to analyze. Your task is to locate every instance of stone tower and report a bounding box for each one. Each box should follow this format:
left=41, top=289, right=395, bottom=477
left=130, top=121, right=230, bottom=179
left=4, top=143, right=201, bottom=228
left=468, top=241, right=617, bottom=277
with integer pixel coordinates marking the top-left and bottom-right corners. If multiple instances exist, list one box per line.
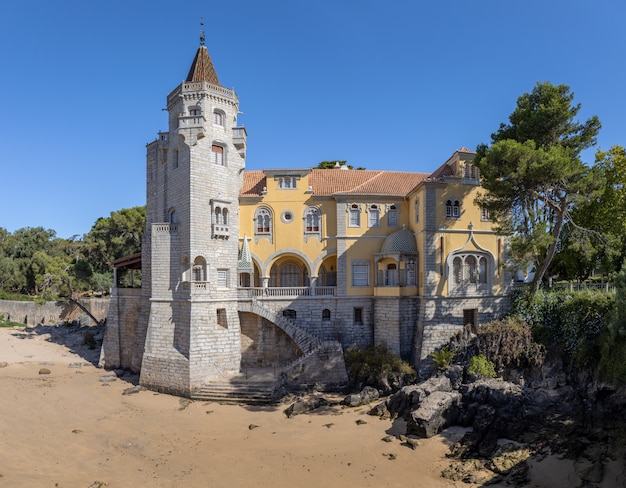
left=139, top=34, right=247, bottom=396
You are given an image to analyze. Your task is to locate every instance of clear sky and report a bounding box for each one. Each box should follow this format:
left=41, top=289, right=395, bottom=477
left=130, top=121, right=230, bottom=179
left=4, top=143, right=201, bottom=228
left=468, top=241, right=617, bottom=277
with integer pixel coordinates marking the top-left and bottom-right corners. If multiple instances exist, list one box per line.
left=1, top=0, right=624, bottom=239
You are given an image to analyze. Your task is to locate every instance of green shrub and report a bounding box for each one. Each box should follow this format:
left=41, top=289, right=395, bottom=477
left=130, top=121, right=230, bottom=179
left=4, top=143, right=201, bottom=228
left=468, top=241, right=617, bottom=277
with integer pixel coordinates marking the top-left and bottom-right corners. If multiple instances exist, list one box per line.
left=598, top=264, right=626, bottom=383
left=468, top=354, right=497, bottom=379
left=511, top=288, right=614, bottom=368
left=430, top=346, right=454, bottom=371
left=477, top=316, right=545, bottom=372
left=344, top=344, right=416, bottom=388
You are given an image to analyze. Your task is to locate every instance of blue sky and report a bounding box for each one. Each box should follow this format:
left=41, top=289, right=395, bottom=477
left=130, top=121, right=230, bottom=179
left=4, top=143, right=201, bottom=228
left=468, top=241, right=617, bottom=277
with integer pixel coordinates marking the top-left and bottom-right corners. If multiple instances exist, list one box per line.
left=1, top=0, right=624, bottom=239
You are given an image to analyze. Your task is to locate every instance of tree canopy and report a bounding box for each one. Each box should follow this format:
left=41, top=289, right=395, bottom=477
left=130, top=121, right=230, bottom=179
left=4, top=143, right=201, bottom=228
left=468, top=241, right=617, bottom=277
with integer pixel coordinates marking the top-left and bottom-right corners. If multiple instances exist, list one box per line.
left=0, top=206, right=146, bottom=299
left=474, top=81, right=601, bottom=297
left=316, top=161, right=365, bottom=170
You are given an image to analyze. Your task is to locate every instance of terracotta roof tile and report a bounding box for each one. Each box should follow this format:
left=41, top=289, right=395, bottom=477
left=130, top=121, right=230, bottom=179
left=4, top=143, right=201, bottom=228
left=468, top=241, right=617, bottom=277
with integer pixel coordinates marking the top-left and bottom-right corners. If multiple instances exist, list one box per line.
left=241, top=170, right=266, bottom=196
left=186, top=45, right=219, bottom=85
left=239, top=169, right=429, bottom=197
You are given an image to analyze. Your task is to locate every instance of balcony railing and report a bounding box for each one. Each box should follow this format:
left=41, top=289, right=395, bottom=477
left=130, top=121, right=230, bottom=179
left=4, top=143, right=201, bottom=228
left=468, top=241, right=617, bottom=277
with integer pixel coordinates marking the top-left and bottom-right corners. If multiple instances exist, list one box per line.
left=238, top=286, right=336, bottom=299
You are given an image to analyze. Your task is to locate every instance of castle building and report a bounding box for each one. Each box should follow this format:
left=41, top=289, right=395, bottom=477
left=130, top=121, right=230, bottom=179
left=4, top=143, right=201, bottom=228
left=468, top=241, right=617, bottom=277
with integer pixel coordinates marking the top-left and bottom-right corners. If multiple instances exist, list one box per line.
left=100, top=38, right=510, bottom=398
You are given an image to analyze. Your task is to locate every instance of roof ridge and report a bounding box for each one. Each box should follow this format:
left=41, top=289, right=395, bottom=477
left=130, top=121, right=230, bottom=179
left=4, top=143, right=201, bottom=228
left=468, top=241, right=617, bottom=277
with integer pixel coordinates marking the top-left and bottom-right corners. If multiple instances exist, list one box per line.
left=345, top=170, right=383, bottom=193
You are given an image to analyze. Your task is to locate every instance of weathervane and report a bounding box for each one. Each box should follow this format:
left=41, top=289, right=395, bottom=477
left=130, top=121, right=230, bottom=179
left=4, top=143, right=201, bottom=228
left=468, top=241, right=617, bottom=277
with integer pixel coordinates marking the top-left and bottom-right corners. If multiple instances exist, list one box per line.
left=200, top=18, right=205, bottom=46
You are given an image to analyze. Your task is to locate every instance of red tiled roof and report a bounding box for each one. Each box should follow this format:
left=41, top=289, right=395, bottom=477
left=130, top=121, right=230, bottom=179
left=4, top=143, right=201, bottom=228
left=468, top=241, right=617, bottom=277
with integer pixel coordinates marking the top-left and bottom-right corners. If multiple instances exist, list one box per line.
left=186, top=46, right=219, bottom=85
left=240, top=169, right=429, bottom=197
left=241, top=170, right=267, bottom=196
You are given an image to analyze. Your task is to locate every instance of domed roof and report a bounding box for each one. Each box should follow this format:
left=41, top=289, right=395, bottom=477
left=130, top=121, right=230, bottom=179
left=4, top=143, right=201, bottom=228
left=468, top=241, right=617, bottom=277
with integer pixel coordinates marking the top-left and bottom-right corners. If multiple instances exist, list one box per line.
left=380, top=228, right=417, bottom=253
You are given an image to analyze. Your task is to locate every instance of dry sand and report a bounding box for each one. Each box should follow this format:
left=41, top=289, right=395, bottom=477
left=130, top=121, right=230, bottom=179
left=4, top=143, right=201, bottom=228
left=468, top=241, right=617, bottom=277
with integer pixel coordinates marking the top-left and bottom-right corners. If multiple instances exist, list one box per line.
left=0, top=325, right=606, bottom=488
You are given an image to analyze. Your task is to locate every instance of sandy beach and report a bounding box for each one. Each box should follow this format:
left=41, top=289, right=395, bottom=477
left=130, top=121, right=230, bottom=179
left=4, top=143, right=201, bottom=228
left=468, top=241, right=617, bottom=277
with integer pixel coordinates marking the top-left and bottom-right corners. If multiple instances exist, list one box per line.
left=0, top=325, right=472, bottom=488
left=3, top=325, right=619, bottom=488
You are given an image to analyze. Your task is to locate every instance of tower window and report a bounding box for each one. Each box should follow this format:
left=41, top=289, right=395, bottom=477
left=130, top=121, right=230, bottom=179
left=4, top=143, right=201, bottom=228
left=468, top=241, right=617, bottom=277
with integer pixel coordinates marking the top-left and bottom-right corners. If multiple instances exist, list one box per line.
left=213, top=111, right=224, bottom=126
left=322, top=309, right=331, bottom=321
left=217, top=269, right=229, bottom=288
left=216, top=308, right=228, bottom=328
left=211, top=145, right=224, bottom=165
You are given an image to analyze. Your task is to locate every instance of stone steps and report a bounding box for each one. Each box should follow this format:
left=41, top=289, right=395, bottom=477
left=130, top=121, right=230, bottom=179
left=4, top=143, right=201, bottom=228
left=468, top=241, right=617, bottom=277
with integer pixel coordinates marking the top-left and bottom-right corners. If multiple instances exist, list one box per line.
left=191, top=380, right=277, bottom=405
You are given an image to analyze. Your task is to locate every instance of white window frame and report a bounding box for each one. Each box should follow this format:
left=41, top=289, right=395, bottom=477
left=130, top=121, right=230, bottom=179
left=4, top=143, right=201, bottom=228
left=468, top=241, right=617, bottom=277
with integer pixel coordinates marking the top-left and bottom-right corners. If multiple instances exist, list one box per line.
left=347, top=203, right=362, bottom=228
left=367, top=204, right=380, bottom=228
left=278, top=176, right=297, bottom=189
left=351, top=261, right=370, bottom=287
left=211, top=144, right=225, bottom=166
left=213, top=110, right=224, bottom=126
left=386, top=204, right=398, bottom=228
left=217, top=269, right=229, bottom=288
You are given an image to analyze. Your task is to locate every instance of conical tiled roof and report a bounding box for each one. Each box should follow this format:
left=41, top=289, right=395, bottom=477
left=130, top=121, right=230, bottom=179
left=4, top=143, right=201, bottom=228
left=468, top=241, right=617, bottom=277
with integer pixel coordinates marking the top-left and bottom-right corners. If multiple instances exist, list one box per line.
left=238, top=235, right=253, bottom=270
left=186, top=45, right=220, bottom=85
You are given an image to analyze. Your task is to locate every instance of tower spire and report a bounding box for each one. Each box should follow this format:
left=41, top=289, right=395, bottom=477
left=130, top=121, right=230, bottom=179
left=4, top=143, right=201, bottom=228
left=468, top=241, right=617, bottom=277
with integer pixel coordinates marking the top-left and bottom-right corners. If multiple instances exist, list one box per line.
left=185, top=21, right=219, bottom=85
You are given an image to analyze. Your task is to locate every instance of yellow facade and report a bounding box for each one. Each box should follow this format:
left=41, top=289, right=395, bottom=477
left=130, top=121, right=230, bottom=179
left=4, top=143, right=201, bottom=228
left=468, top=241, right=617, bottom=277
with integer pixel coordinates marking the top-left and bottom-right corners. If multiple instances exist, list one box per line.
left=239, top=149, right=507, bottom=302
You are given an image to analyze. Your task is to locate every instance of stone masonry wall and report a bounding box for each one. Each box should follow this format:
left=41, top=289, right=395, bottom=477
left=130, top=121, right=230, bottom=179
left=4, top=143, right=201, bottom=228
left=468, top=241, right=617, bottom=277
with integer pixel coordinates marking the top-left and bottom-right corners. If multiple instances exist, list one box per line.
left=249, top=296, right=374, bottom=349
left=239, top=312, right=301, bottom=367
left=417, top=295, right=510, bottom=376
left=0, top=298, right=109, bottom=327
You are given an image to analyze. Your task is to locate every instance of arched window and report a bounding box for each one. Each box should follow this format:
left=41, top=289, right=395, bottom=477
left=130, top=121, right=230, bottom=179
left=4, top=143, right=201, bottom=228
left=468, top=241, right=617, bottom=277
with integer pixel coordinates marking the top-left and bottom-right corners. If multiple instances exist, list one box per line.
left=450, top=254, right=489, bottom=287
left=446, top=199, right=461, bottom=219
left=385, top=263, right=398, bottom=286
left=215, top=207, right=222, bottom=225
left=222, top=208, right=229, bottom=225
left=465, top=255, right=477, bottom=283
left=281, top=262, right=301, bottom=287
left=192, top=256, right=206, bottom=282
left=305, top=207, right=320, bottom=232
left=169, top=209, right=178, bottom=224
left=255, top=207, right=271, bottom=235
left=479, top=257, right=488, bottom=283
left=322, top=309, right=331, bottom=321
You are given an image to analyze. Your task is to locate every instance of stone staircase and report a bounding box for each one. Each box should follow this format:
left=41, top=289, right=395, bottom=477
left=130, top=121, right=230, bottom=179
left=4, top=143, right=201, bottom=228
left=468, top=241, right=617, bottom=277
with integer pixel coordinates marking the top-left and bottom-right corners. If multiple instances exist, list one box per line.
left=191, top=372, right=279, bottom=405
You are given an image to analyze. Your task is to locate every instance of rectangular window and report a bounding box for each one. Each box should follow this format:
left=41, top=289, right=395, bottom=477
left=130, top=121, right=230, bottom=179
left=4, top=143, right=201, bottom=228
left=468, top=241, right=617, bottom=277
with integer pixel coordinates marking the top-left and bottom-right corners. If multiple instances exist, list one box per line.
left=211, top=145, right=224, bottom=165
left=353, top=307, right=363, bottom=324
left=216, top=308, right=228, bottom=328
left=481, top=207, right=490, bottom=221
left=278, top=176, right=296, bottom=189
left=352, top=262, right=369, bottom=286
left=217, top=269, right=228, bottom=288
left=213, top=111, right=223, bottom=126
left=348, top=207, right=360, bottom=227
left=463, top=309, right=478, bottom=329
left=406, top=259, right=417, bottom=285
left=388, top=210, right=398, bottom=228
left=415, top=198, right=420, bottom=223
left=173, top=149, right=179, bottom=169
left=368, top=207, right=380, bottom=228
